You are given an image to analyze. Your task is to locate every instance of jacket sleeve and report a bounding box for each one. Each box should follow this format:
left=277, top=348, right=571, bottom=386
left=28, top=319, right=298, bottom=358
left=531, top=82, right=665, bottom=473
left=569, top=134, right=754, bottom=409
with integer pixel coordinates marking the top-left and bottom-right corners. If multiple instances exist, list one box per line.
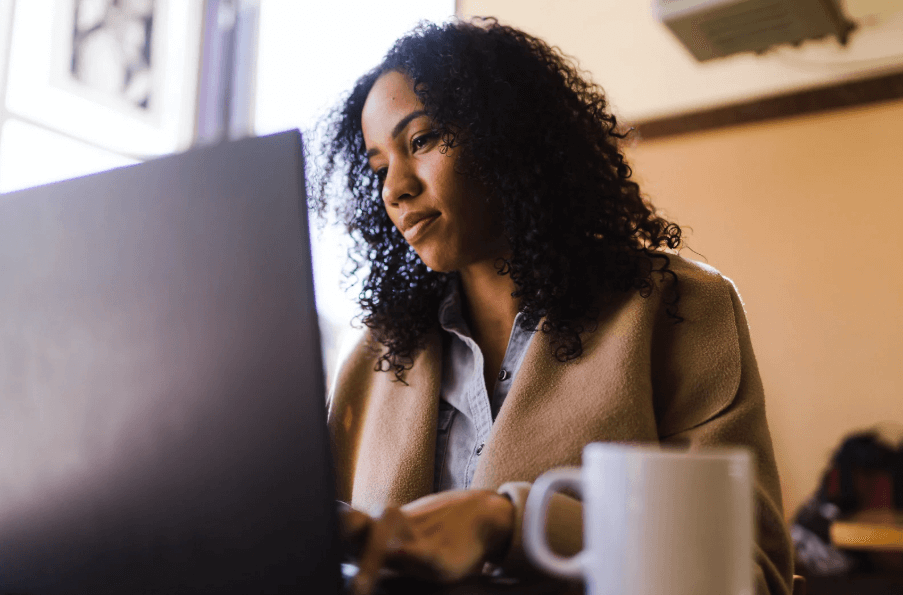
left=492, top=272, right=794, bottom=595
left=493, top=481, right=583, bottom=576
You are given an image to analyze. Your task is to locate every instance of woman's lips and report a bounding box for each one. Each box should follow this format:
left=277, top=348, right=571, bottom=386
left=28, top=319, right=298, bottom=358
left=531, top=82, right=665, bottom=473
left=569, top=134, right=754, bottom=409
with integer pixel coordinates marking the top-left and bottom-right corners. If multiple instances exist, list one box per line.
left=402, top=214, right=439, bottom=243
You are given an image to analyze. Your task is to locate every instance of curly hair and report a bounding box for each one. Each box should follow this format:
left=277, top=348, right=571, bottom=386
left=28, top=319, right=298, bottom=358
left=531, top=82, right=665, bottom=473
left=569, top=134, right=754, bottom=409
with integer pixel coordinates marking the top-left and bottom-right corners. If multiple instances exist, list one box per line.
left=313, top=17, right=682, bottom=381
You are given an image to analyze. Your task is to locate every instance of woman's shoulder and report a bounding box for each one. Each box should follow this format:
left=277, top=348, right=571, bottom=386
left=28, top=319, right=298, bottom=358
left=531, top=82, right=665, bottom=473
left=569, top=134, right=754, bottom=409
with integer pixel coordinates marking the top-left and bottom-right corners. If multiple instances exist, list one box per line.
left=657, top=252, right=736, bottom=291
left=585, top=252, right=745, bottom=342
left=643, top=254, right=753, bottom=437
left=587, top=253, right=749, bottom=385
left=326, top=326, right=378, bottom=402
left=650, top=252, right=745, bottom=320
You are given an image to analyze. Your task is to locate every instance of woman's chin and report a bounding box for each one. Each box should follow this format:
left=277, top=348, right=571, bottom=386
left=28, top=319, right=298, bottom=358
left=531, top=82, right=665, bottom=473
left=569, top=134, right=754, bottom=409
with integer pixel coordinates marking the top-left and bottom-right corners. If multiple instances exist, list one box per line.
left=415, top=249, right=457, bottom=274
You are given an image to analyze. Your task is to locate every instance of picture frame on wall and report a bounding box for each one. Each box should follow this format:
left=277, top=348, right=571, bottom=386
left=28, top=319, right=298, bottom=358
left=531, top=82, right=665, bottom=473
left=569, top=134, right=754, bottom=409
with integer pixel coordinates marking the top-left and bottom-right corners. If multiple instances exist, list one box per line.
left=5, top=0, right=203, bottom=156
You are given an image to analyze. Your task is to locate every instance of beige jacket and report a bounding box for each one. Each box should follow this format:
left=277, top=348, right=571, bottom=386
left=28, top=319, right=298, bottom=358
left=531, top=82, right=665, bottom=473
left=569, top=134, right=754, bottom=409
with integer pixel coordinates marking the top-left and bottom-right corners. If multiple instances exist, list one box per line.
left=327, top=256, right=794, bottom=595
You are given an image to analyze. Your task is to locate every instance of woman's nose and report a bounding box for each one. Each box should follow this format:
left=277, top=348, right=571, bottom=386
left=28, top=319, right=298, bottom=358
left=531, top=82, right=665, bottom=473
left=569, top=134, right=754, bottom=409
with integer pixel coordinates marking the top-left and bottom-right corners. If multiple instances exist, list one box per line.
left=382, top=161, right=421, bottom=205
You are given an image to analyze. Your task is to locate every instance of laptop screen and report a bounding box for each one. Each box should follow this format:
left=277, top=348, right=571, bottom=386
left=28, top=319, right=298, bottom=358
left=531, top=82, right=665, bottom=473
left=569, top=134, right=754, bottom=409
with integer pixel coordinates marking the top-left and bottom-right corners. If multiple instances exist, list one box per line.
left=0, top=131, right=342, bottom=594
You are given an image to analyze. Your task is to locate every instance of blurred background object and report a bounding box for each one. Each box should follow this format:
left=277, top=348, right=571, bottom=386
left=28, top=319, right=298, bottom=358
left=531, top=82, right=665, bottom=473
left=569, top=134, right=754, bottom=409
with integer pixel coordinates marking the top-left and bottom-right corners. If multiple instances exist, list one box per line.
left=2, top=0, right=200, bottom=163
left=71, top=0, right=155, bottom=109
left=655, top=0, right=856, bottom=62
left=790, top=427, right=903, bottom=593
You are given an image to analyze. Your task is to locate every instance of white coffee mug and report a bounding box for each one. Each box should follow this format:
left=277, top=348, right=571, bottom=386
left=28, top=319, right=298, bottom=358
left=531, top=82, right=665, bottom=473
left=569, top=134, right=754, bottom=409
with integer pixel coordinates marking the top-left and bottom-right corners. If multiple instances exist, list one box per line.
left=523, top=443, right=753, bottom=595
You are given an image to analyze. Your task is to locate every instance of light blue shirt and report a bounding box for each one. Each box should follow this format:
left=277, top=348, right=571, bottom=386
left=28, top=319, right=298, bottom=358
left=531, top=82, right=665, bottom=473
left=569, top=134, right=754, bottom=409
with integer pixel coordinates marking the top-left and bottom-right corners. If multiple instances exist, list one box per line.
left=433, top=276, right=535, bottom=492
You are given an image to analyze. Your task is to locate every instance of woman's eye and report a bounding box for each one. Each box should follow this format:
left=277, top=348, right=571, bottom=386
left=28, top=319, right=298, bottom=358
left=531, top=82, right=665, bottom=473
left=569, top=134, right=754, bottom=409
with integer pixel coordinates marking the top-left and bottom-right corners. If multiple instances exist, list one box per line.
left=411, top=132, right=438, bottom=152
left=375, top=168, right=387, bottom=183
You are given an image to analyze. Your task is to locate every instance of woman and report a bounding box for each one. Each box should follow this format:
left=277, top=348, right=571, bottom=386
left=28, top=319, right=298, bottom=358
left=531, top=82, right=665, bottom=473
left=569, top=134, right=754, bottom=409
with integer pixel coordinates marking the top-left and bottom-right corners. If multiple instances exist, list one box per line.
left=316, top=17, right=794, bottom=595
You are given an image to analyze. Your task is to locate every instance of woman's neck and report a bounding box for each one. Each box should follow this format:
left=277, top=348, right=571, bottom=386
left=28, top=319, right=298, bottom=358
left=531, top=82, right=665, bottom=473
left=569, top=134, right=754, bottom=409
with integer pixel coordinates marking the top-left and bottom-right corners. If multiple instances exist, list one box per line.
left=457, top=259, right=519, bottom=353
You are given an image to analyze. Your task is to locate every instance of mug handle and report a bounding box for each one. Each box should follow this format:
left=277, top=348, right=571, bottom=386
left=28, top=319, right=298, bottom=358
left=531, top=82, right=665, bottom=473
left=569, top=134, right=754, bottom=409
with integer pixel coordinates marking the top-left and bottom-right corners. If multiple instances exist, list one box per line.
left=523, top=468, right=584, bottom=580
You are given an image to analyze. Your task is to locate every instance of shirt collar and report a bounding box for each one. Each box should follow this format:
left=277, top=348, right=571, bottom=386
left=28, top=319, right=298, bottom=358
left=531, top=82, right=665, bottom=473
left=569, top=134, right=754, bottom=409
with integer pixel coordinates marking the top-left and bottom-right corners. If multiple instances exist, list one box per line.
left=437, top=273, right=535, bottom=338
left=438, top=274, right=471, bottom=337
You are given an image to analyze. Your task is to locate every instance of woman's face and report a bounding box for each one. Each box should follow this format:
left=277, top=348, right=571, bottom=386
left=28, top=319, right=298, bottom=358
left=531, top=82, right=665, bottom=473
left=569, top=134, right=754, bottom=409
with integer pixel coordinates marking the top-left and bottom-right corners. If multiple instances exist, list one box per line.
left=360, top=70, right=507, bottom=273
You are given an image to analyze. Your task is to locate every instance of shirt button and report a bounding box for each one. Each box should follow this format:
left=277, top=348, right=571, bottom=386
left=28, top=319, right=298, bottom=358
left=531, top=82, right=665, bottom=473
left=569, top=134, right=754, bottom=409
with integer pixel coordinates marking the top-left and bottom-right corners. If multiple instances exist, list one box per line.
left=476, top=443, right=484, bottom=456
left=497, top=369, right=510, bottom=381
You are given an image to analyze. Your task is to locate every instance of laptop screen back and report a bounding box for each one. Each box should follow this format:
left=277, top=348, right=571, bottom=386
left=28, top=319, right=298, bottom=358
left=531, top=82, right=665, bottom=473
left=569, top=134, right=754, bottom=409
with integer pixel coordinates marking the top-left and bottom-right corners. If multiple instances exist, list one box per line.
left=0, top=131, right=342, bottom=594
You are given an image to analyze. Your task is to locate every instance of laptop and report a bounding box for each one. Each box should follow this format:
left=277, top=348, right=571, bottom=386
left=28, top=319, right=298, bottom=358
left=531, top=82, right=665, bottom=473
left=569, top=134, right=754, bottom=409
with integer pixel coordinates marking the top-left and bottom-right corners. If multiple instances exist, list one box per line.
left=0, top=131, right=343, bottom=594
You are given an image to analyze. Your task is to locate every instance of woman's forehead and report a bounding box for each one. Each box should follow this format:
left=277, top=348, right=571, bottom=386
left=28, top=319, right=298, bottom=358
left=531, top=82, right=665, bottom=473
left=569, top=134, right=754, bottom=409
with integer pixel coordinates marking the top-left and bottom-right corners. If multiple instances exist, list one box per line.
left=361, top=71, right=423, bottom=141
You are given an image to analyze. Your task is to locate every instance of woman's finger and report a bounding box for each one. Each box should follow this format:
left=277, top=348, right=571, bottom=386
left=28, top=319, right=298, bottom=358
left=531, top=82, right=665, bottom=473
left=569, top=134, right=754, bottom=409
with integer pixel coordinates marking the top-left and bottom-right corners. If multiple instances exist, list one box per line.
left=340, top=507, right=373, bottom=540
left=339, top=506, right=374, bottom=559
left=352, top=506, right=410, bottom=595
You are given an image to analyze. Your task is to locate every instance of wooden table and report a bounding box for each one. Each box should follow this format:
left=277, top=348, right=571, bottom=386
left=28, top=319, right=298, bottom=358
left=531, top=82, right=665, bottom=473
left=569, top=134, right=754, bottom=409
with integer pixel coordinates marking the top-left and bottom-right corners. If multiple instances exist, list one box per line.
left=830, top=509, right=903, bottom=551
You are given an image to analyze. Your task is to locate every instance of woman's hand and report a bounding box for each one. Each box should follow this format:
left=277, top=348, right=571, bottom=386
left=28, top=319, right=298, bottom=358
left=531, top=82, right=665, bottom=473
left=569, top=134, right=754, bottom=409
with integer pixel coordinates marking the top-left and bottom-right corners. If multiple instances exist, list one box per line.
left=344, top=490, right=515, bottom=595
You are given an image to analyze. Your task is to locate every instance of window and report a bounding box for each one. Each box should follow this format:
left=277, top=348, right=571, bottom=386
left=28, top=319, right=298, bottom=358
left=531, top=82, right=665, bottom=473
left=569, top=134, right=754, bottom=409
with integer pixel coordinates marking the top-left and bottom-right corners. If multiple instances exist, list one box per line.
left=0, top=0, right=202, bottom=192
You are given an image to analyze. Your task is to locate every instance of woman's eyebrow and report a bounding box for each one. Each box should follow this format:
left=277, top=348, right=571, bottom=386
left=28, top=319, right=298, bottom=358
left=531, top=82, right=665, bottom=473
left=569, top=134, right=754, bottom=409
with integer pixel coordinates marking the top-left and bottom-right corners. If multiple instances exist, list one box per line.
left=365, top=110, right=428, bottom=159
